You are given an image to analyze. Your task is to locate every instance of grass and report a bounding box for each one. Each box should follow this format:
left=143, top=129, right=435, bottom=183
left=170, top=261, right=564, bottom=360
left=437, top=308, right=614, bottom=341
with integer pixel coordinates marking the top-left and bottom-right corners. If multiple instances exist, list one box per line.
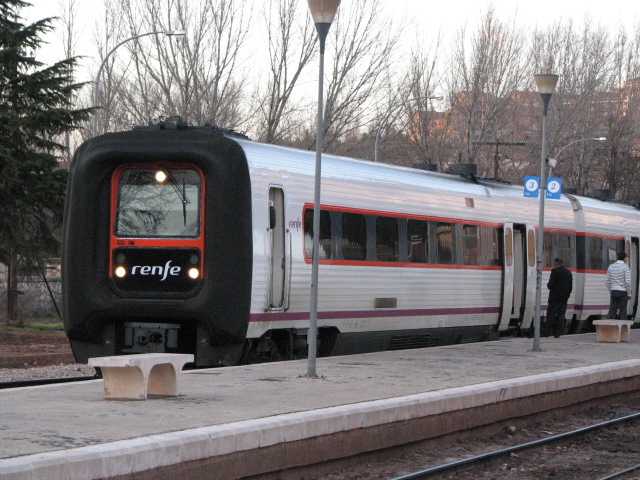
left=24, top=322, right=65, bottom=332
left=0, top=322, right=66, bottom=335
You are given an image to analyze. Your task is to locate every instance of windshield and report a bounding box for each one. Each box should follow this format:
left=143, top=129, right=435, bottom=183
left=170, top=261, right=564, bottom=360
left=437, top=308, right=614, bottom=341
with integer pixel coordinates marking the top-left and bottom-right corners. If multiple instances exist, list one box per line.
left=115, top=168, right=201, bottom=238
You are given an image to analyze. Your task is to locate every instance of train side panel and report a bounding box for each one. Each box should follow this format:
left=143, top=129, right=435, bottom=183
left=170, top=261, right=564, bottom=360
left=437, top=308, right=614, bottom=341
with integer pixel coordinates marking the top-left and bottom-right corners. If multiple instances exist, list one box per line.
left=577, top=197, right=640, bottom=326
left=240, top=140, right=507, bottom=353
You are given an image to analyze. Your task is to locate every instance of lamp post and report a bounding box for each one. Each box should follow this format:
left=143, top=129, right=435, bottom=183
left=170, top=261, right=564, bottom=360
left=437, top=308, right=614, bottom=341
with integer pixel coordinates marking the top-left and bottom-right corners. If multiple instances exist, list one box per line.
left=532, top=73, right=559, bottom=352
left=374, top=95, right=443, bottom=162
left=91, top=29, right=187, bottom=137
left=306, top=0, right=340, bottom=378
left=547, top=137, right=607, bottom=176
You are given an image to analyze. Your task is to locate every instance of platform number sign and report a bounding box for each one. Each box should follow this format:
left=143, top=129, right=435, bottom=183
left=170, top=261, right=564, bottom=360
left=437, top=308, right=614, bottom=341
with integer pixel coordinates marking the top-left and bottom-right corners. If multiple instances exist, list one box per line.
left=523, top=176, right=563, bottom=200
left=546, top=177, right=562, bottom=199
left=524, top=176, right=539, bottom=198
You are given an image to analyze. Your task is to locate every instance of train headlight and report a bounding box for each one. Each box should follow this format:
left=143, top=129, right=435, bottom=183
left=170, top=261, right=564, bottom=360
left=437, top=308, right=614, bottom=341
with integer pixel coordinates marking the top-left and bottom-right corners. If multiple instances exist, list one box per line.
left=155, top=170, right=167, bottom=183
left=115, top=266, right=127, bottom=278
left=188, top=267, right=200, bottom=279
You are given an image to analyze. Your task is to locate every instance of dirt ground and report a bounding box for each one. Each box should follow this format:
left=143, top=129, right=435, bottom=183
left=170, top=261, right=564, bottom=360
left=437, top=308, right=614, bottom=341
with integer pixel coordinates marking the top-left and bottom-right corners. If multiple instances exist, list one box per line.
left=0, top=329, right=74, bottom=366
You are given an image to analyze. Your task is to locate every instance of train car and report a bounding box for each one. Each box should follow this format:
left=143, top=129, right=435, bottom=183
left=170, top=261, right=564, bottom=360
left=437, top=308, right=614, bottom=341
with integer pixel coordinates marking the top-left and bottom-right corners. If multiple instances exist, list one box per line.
left=61, top=120, right=640, bottom=367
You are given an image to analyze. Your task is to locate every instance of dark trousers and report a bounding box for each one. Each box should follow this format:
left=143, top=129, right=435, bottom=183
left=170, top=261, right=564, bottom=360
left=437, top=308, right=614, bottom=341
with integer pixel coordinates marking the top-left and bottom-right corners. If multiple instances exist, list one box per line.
left=607, top=290, right=629, bottom=319
left=546, top=301, right=567, bottom=337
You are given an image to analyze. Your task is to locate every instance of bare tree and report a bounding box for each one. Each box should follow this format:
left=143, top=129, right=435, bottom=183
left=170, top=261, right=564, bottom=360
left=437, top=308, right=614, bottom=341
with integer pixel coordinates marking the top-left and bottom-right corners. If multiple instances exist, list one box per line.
left=597, top=24, right=640, bottom=202
left=529, top=18, right=639, bottom=199
left=316, top=0, right=403, bottom=155
left=249, top=0, right=316, bottom=144
left=94, top=0, right=251, bottom=133
left=446, top=9, right=527, bottom=173
left=398, top=33, right=446, bottom=168
left=92, top=0, right=127, bottom=135
left=56, top=0, right=77, bottom=165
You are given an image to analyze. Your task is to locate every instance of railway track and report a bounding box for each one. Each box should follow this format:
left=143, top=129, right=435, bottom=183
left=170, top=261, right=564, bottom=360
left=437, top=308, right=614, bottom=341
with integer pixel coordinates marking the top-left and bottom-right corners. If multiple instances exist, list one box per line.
left=0, top=374, right=100, bottom=389
left=303, top=393, right=640, bottom=480
left=390, top=411, right=640, bottom=479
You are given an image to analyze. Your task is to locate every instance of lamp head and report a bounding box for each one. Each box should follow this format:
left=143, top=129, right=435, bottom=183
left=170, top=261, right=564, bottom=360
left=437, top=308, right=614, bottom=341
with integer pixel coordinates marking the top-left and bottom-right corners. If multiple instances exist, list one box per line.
left=534, top=74, right=559, bottom=94
left=307, top=0, right=341, bottom=24
left=165, top=29, right=187, bottom=36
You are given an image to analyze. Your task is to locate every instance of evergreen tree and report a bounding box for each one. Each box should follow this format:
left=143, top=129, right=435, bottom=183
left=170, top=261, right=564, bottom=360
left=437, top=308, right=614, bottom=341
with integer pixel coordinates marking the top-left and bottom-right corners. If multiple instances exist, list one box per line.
left=0, top=0, right=92, bottom=325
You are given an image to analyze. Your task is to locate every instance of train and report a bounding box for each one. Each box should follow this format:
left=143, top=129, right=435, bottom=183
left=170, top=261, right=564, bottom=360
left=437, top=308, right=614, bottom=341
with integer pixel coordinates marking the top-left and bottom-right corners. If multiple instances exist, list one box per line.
left=61, top=119, right=639, bottom=367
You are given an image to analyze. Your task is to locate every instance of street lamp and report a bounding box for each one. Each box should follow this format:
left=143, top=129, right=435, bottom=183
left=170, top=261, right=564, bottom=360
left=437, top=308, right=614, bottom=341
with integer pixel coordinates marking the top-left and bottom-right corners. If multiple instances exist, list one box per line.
left=532, top=73, right=559, bottom=352
left=91, top=29, right=187, bottom=137
left=374, top=95, right=444, bottom=162
left=547, top=137, right=607, bottom=175
left=306, top=0, right=340, bottom=378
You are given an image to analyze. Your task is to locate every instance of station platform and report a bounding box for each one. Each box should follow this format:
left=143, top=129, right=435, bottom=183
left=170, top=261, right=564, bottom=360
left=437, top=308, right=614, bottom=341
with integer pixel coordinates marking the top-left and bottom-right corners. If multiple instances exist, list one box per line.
left=2, top=332, right=640, bottom=480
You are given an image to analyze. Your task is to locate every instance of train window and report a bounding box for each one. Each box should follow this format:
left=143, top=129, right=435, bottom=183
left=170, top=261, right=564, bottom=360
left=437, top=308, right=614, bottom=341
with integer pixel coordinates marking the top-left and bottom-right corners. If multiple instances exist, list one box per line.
left=304, top=209, right=332, bottom=259
left=436, top=222, right=454, bottom=264
left=407, top=220, right=428, bottom=263
left=376, top=217, right=399, bottom=262
left=115, top=168, right=201, bottom=238
left=461, top=225, right=479, bottom=265
left=542, top=232, right=553, bottom=268
left=606, top=238, right=623, bottom=265
left=589, top=236, right=604, bottom=270
left=488, top=227, right=502, bottom=266
left=342, top=213, right=367, bottom=260
left=479, top=226, right=501, bottom=266
left=556, top=234, right=573, bottom=267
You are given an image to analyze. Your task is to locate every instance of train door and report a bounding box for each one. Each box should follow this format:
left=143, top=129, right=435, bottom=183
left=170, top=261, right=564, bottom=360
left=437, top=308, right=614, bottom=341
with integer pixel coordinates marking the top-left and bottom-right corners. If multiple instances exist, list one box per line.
left=268, top=187, right=286, bottom=310
left=521, top=225, right=537, bottom=330
left=497, top=225, right=514, bottom=331
left=627, top=237, right=639, bottom=321
left=512, top=228, right=525, bottom=321
left=498, top=223, right=531, bottom=332
left=497, top=225, right=513, bottom=331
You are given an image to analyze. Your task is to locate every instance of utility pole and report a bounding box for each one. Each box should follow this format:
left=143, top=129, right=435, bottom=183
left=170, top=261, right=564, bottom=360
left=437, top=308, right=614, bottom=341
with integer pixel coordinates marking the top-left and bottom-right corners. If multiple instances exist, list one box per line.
left=472, top=138, right=526, bottom=178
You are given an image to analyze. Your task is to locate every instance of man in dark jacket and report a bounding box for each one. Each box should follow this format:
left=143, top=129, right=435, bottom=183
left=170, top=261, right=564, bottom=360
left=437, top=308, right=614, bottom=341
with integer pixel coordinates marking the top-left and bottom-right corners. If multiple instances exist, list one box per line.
left=546, top=257, right=573, bottom=338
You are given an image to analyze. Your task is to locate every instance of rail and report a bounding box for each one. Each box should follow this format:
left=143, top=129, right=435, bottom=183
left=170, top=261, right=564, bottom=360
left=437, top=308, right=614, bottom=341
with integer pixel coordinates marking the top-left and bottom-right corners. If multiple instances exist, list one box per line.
left=390, top=411, right=640, bottom=479
left=0, top=374, right=99, bottom=389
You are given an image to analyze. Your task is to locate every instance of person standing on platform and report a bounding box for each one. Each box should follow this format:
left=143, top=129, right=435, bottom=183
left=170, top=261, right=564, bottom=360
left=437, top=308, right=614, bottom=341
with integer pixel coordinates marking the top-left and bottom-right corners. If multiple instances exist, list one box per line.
left=605, top=251, right=631, bottom=319
left=546, top=257, right=573, bottom=338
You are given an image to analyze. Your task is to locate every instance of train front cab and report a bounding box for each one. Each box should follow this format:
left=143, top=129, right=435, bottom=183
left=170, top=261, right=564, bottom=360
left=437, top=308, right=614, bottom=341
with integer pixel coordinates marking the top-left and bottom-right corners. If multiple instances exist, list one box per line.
left=62, top=129, right=253, bottom=367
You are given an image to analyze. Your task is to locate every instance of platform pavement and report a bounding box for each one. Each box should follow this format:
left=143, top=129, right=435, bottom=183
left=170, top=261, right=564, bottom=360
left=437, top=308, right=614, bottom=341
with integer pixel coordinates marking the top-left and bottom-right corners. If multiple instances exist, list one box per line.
left=2, top=333, right=640, bottom=479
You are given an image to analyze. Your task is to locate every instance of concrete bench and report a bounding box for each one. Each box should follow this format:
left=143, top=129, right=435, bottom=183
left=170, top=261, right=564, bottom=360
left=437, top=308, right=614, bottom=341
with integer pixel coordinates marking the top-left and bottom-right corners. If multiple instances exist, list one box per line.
left=88, top=353, right=194, bottom=400
left=592, top=320, right=634, bottom=343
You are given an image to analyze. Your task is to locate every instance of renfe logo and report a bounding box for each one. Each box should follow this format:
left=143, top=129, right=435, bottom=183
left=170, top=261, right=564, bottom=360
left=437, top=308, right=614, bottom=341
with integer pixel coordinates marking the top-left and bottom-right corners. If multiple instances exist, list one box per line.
left=131, top=261, right=181, bottom=281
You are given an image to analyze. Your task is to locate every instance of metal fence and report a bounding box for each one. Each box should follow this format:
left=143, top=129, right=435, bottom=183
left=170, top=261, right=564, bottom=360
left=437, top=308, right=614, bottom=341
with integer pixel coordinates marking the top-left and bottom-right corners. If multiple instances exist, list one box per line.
left=0, top=266, right=62, bottom=324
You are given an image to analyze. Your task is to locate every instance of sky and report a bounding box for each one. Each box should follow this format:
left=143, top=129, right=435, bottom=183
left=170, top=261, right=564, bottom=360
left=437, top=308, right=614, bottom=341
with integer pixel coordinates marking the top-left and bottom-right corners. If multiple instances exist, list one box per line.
left=20, top=0, right=640, bottom=86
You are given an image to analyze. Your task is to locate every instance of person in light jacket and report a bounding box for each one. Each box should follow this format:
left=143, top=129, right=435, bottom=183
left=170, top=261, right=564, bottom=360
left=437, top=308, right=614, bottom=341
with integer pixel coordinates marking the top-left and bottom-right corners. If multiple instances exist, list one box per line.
left=605, top=251, right=632, bottom=319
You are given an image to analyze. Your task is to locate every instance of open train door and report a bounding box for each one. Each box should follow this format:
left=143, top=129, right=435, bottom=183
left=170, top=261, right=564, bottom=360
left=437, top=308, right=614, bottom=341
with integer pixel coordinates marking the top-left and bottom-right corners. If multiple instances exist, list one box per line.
left=497, top=223, right=534, bottom=333
left=521, top=224, right=537, bottom=331
left=496, top=224, right=514, bottom=332
left=627, top=237, right=639, bottom=321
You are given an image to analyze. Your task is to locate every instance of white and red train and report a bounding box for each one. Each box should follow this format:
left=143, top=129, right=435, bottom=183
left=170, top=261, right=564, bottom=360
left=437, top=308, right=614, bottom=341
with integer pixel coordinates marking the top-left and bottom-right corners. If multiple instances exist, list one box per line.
left=61, top=121, right=639, bottom=366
